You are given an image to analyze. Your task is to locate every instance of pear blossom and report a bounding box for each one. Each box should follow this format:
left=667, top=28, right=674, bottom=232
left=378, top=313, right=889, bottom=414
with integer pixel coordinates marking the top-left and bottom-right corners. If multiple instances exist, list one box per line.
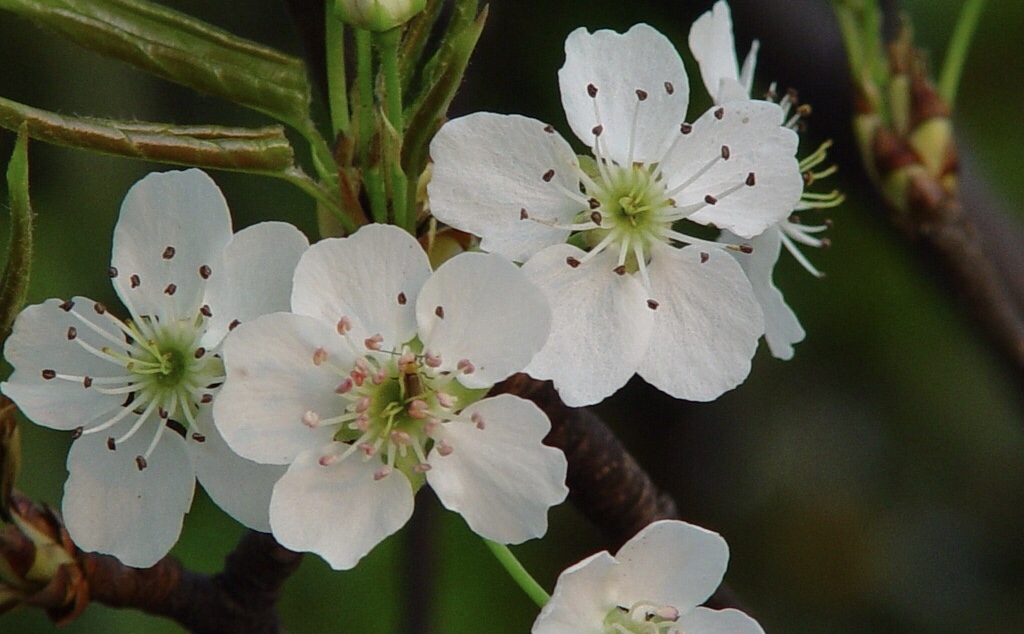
left=1, top=170, right=308, bottom=568
left=533, top=519, right=764, bottom=634
left=428, top=23, right=803, bottom=406
left=213, top=224, right=567, bottom=570
left=690, top=0, right=842, bottom=359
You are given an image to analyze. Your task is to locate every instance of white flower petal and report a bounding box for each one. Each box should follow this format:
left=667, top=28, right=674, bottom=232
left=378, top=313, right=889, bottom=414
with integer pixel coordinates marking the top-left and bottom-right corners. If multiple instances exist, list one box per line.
left=269, top=446, right=414, bottom=570
left=214, top=313, right=354, bottom=464
left=674, top=607, right=767, bottom=634
left=111, top=170, right=233, bottom=320
left=522, top=245, right=653, bottom=407
left=428, top=113, right=582, bottom=262
left=559, top=24, right=689, bottom=164
left=427, top=395, right=567, bottom=544
left=291, top=224, right=430, bottom=349
left=688, top=0, right=740, bottom=102
left=661, top=100, right=801, bottom=238
left=416, top=253, right=551, bottom=388
left=2, top=297, right=131, bottom=431
left=532, top=551, right=618, bottom=634
left=202, top=221, right=309, bottom=348
left=191, top=407, right=285, bottom=532
left=63, top=429, right=195, bottom=568
left=638, top=245, right=763, bottom=402
left=723, top=227, right=805, bottom=360
left=610, top=520, right=729, bottom=614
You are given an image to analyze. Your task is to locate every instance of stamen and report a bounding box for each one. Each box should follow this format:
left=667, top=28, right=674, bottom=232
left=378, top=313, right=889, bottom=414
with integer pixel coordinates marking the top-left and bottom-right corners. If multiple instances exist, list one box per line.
left=199, top=264, right=212, bottom=279
left=162, top=246, right=176, bottom=260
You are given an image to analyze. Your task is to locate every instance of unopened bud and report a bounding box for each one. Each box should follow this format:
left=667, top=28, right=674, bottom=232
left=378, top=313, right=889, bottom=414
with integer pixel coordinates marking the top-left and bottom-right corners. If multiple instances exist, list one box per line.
left=334, top=0, right=426, bottom=32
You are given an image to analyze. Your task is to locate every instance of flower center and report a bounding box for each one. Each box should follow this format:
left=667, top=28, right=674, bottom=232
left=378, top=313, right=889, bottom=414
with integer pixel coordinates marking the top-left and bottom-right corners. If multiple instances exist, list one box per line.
left=304, top=316, right=486, bottom=483
left=576, top=161, right=674, bottom=276
left=602, top=601, right=683, bottom=634
left=44, top=298, right=223, bottom=470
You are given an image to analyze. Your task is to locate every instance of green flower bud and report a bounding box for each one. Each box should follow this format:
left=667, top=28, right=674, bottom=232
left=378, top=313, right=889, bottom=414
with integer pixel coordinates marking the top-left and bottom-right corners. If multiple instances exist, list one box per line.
left=335, top=0, right=426, bottom=32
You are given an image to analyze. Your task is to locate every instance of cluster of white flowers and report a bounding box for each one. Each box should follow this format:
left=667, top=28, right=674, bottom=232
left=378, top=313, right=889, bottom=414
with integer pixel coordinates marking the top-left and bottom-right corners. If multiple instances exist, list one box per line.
left=2, top=1, right=833, bottom=630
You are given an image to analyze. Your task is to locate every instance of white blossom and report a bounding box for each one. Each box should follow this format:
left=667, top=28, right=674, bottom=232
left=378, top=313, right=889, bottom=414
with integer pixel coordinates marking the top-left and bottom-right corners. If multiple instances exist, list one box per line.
left=213, top=224, right=567, bottom=570
left=533, top=520, right=764, bottom=634
left=428, top=24, right=803, bottom=406
left=1, top=170, right=307, bottom=568
left=690, top=0, right=841, bottom=359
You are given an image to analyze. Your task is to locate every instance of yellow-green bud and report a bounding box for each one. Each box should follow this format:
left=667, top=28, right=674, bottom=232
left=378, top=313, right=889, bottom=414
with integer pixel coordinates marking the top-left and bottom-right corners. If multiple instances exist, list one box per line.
left=335, top=0, right=426, bottom=32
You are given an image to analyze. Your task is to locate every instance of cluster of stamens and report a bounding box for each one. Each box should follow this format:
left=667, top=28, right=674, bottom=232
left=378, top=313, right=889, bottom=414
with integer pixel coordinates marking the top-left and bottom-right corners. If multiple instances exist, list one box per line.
left=521, top=81, right=758, bottom=301
left=603, top=601, right=684, bottom=634
left=40, top=246, right=225, bottom=470
left=302, top=305, right=484, bottom=482
left=764, top=86, right=843, bottom=278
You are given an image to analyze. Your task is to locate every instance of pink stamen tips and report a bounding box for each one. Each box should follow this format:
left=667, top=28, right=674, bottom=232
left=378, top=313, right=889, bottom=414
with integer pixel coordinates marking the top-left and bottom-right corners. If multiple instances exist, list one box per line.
left=424, top=351, right=443, bottom=368
left=337, top=316, right=353, bottom=335
left=457, top=359, right=475, bottom=375
left=390, top=430, right=412, bottom=446
left=335, top=378, right=354, bottom=394
left=412, top=463, right=432, bottom=474
left=436, top=440, right=454, bottom=457
left=312, top=347, right=328, bottom=366
left=364, top=334, right=384, bottom=351
left=373, top=369, right=387, bottom=385
left=302, top=410, right=321, bottom=428
left=358, top=442, right=377, bottom=457
left=356, top=396, right=372, bottom=413
left=350, top=370, right=365, bottom=387
left=652, top=606, right=680, bottom=621
left=355, top=414, right=370, bottom=431
left=399, top=351, right=416, bottom=368
left=318, top=453, right=340, bottom=467
left=424, top=418, right=441, bottom=434
left=471, top=411, right=486, bottom=430
left=437, top=392, right=456, bottom=409
left=408, top=399, right=430, bottom=419
left=373, top=467, right=392, bottom=481
left=355, top=358, right=371, bottom=375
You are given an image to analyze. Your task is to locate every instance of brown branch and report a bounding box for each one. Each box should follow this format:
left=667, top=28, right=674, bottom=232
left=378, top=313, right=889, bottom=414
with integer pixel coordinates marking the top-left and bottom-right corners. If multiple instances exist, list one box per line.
left=493, top=374, right=741, bottom=610
left=82, top=531, right=302, bottom=634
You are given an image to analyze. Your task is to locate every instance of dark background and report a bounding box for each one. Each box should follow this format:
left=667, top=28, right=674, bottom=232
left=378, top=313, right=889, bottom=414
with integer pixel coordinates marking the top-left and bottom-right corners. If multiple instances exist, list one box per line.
left=1, top=0, right=1023, bottom=631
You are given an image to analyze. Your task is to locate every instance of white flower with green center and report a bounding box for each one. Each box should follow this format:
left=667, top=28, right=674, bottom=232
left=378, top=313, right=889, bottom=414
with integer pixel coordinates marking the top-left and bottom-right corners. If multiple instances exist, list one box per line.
left=690, top=0, right=843, bottom=359
left=428, top=23, right=804, bottom=407
left=213, top=224, right=567, bottom=570
left=533, top=520, right=764, bottom=634
left=1, top=169, right=309, bottom=568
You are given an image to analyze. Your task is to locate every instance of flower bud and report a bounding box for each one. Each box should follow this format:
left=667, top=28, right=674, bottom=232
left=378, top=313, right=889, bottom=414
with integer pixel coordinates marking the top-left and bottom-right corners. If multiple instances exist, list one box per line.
left=0, top=493, right=88, bottom=624
left=0, top=398, right=20, bottom=522
left=335, top=0, right=426, bottom=32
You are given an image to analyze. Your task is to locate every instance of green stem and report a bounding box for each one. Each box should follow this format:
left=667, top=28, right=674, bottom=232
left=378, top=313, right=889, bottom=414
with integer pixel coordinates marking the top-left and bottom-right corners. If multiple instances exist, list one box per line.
left=938, top=0, right=986, bottom=106
left=377, top=27, right=409, bottom=231
left=354, top=28, right=387, bottom=223
left=483, top=539, right=549, bottom=608
left=279, top=168, right=356, bottom=233
left=325, top=6, right=350, bottom=138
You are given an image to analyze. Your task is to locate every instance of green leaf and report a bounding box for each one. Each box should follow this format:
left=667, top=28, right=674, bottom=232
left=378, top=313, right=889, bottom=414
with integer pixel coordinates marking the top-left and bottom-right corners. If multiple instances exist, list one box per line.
left=0, top=0, right=314, bottom=132
left=401, top=4, right=486, bottom=193
left=0, top=126, right=34, bottom=339
left=0, top=95, right=297, bottom=173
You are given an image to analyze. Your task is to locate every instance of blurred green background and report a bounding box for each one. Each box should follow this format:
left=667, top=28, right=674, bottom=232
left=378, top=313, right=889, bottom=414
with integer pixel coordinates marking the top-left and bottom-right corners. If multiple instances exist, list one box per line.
left=1, top=0, right=1023, bottom=632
